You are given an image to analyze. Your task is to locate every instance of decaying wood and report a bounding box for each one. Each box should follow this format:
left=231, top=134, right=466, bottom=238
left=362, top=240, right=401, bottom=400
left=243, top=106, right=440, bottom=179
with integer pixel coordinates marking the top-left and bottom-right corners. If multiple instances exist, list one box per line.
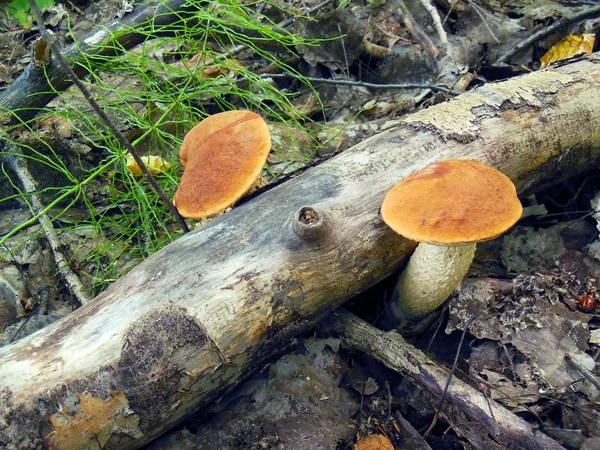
left=1, top=56, right=600, bottom=449
left=322, top=309, right=565, bottom=450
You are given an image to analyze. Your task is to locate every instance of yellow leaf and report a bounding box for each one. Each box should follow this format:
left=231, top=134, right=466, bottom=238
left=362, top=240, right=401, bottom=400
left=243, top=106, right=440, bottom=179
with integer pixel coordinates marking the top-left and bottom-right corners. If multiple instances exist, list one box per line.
left=126, top=155, right=172, bottom=176
left=540, top=34, right=595, bottom=69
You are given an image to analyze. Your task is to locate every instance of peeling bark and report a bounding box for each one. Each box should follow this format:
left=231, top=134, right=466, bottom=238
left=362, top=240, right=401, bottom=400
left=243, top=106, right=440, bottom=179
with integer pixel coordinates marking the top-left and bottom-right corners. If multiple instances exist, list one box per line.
left=0, top=56, right=599, bottom=449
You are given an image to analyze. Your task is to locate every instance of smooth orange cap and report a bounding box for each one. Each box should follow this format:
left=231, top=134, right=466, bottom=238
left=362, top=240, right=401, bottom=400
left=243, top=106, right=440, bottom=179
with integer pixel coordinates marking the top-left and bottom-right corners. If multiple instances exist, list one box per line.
left=174, top=111, right=271, bottom=219
left=381, top=160, right=522, bottom=245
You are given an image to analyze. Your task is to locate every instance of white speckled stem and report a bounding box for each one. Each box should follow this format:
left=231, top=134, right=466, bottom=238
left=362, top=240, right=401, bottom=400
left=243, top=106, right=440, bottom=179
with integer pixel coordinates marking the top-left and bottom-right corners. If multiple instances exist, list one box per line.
left=390, top=243, right=476, bottom=320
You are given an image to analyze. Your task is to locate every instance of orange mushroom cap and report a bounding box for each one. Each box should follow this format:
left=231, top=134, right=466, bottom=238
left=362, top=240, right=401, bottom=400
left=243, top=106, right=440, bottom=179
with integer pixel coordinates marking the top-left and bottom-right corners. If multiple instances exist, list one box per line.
left=381, top=159, right=522, bottom=245
left=174, top=111, right=271, bottom=220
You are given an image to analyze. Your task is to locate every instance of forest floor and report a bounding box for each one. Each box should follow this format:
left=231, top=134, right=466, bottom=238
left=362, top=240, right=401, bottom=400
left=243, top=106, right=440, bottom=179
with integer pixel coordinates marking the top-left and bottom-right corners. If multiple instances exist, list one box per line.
left=1, top=1, right=600, bottom=449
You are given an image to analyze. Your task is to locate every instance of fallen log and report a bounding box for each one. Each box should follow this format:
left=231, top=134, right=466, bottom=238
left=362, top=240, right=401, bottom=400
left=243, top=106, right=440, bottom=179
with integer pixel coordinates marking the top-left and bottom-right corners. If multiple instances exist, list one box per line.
left=1, top=55, right=600, bottom=449
left=322, top=309, right=565, bottom=450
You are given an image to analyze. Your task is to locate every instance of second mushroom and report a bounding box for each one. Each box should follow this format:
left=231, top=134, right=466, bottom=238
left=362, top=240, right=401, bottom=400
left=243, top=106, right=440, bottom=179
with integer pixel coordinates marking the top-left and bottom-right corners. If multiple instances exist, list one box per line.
left=381, top=159, right=523, bottom=326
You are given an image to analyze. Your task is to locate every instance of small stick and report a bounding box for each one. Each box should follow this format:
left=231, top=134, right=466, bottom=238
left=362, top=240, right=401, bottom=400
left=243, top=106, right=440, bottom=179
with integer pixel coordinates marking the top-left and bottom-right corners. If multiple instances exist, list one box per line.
left=262, top=74, right=461, bottom=96
left=422, top=313, right=478, bottom=439
left=564, top=352, right=600, bottom=391
left=503, top=344, right=517, bottom=380
left=2, top=143, right=91, bottom=306
left=359, top=380, right=366, bottom=429
left=478, top=381, right=498, bottom=434
left=467, top=0, right=500, bottom=44
left=10, top=289, right=54, bottom=343
left=391, top=0, right=440, bottom=60
left=418, top=0, right=448, bottom=47
left=27, top=0, right=189, bottom=234
left=2, top=243, right=50, bottom=315
left=322, top=309, right=565, bottom=449
left=426, top=306, right=448, bottom=352
left=385, top=380, right=392, bottom=418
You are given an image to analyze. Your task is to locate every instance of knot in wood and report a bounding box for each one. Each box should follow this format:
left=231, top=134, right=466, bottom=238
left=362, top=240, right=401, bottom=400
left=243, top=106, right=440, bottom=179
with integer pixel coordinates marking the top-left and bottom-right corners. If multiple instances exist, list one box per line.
left=298, top=206, right=320, bottom=225
left=292, top=206, right=330, bottom=242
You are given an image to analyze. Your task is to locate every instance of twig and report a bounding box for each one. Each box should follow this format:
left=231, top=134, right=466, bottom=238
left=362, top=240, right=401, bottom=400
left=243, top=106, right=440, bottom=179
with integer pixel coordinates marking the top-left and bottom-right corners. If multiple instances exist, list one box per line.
left=27, top=0, right=190, bottom=234
left=1, top=143, right=91, bottom=306
left=477, top=381, right=498, bottom=434
left=338, top=23, right=351, bottom=77
left=359, top=380, right=366, bottom=431
left=391, top=0, right=440, bottom=60
left=262, top=74, right=461, bottom=95
left=503, top=344, right=517, bottom=380
left=10, top=291, right=49, bottom=343
left=467, top=0, right=500, bottom=44
left=2, top=243, right=49, bottom=315
left=425, top=306, right=448, bottom=353
left=418, top=0, right=448, bottom=46
left=564, top=352, right=600, bottom=390
left=473, top=374, right=548, bottom=429
left=496, top=4, right=600, bottom=65
left=385, top=380, right=392, bottom=418
left=422, top=313, right=479, bottom=439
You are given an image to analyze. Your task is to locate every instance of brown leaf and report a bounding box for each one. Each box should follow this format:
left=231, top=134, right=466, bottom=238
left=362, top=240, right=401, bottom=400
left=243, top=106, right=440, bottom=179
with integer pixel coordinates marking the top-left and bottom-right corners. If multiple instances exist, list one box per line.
left=185, top=54, right=244, bottom=78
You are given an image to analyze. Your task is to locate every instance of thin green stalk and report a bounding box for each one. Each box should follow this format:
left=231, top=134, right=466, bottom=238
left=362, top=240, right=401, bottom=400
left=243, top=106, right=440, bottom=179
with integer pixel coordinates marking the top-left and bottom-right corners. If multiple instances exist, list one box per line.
left=27, top=0, right=190, bottom=233
left=0, top=155, right=120, bottom=247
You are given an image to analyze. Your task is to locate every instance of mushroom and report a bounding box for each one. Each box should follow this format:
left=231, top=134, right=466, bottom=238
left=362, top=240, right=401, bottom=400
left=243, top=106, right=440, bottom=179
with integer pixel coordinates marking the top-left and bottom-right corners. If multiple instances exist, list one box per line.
left=381, top=159, right=522, bottom=322
left=173, top=110, right=271, bottom=220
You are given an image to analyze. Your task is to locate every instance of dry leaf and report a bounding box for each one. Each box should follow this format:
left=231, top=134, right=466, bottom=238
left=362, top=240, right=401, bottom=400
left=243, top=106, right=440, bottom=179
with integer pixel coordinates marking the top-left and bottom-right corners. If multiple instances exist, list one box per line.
left=184, top=53, right=243, bottom=78
left=355, top=434, right=394, bottom=450
left=540, top=34, right=595, bottom=69
left=125, top=155, right=172, bottom=176
left=37, top=115, right=73, bottom=138
left=200, top=58, right=243, bottom=78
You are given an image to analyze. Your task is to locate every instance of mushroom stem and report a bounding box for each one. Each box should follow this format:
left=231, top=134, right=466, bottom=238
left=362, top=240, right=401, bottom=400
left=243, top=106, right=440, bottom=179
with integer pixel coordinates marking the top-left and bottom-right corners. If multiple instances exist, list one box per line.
left=389, top=243, right=476, bottom=321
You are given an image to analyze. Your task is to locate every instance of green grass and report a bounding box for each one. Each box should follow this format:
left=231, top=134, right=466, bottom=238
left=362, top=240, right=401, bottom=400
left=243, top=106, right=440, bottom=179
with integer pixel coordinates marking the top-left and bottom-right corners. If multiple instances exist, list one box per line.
left=0, top=0, right=328, bottom=296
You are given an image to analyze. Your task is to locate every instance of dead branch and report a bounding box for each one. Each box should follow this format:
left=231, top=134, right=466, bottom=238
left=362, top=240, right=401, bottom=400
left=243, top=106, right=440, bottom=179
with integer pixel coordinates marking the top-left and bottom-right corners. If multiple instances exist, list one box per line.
left=1, top=142, right=91, bottom=306
left=321, top=309, right=565, bottom=450
left=496, top=4, right=600, bottom=64
left=418, top=0, right=448, bottom=46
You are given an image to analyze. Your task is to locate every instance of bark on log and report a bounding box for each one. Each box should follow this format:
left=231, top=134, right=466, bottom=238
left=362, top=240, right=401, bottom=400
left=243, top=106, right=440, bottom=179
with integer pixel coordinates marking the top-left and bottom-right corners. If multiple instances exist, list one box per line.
left=0, top=0, right=189, bottom=124
left=1, top=55, right=600, bottom=449
left=322, top=309, right=565, bottom=450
